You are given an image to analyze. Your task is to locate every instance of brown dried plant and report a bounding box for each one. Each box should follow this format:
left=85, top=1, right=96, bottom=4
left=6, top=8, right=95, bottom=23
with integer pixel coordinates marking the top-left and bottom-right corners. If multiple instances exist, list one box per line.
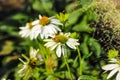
left=92, top=0, right=120, bottom=51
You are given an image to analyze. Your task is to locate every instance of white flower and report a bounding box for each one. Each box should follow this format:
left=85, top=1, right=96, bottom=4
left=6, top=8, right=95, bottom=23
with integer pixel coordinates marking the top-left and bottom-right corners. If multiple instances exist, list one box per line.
left=32, top=15, right=62, bottom=39
left=29, top=47, right=39, bottom=60
left=18, top=47, right=43, bottom=78
left=102, top=58, right=120, bottom=80
left=19, top=20, right=39, bottom=40
left=44, top=32, right=79, bottom=57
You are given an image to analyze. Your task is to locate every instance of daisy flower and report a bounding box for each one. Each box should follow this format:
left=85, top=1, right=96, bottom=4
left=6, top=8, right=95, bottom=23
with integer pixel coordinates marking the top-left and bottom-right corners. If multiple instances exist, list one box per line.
left=18, top=47, right=43, bottom=79
left=44, top=32, right=79, bottom=57
left=102, top=58, right=120, bottom=80
left=32, top=14, right=62, bottom=39
left=19, top=20, right=39, bottom=40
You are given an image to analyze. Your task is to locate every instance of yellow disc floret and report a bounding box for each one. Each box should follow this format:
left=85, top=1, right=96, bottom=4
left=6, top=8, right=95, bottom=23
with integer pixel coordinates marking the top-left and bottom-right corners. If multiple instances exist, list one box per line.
left=39, top=16, right=50, bottom=26
left=117, top=59, right=120, bottom=65
left=26, top=22, right=33, bottom=29
left=53, top=34, right=68, bottom=44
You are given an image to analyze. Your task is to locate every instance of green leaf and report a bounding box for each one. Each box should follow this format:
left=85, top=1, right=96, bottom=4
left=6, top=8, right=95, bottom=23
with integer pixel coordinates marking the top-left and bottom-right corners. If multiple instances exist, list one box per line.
left=78, top=75, right=97, bottom=80
left=72, top=56, right=78, bottom=68
left=9, top=13, right=28, bottom=20
left=0, top=41, right=14, bottom=55
left=83, top=52, right=93, bottom=59
left=80, top=42, right=89, bottom=55
left=108, top=49, right=119, bottom=59
left=88, top=38, right=101, bottom=57
left=32, top=1, right=43, bottom=12
left=66, top=9, right=82, bottom=27
left=72, top=16, right=94, bottom=32
left=46, top=75, right=59, bottom=80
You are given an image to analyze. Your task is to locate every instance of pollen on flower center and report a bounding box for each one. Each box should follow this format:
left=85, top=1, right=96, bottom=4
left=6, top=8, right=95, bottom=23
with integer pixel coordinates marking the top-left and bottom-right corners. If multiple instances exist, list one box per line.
left=117, top=59, right=120, bottom=65
left=27, top=22, right=33, bottom=29
left=53, top=34, right=68, bottom=44
left=39, top=16, right=50, bottom=26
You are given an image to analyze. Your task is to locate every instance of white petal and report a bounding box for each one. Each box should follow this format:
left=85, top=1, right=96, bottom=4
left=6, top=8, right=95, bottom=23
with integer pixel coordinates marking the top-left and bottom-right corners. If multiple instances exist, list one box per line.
left=39, top=15, right=42, bottom=19
left=19, top=30, right=31, bottom=38
left=61, top=45, right=66, bottom=56
left=50, top=43, right=58, bottom=50
left=30, top=47, right=39, bottom=59
left=32, top=20, right=39, bottom=25
left=107, top=68, right=119, bottom=79
left=66, top=41, right=76, bottom=49
left=56, top=45, right=62, bottom=57
left=19, top=26, right=28, bottom=29
left=40, top=34, right=44, bottom=39
left=109, top=58, right=118, bottom=63
left=45, top=25, right=55, bottom=34
left=48, top=24, right=58, bottom=33
left=18, top=64, right=27, bottom=74
left=64, top=33, right=70, bottom=37
left=44, top=39, right=53, bottom=42
left=51, top=19, right=63, bottom=25
left=116, top=71, right=120, bottom=80
left=53, top=25, right=61, bottom=32
left=66, top=38, right=79, bottom=49
left=44, top=42, right=55, bottom=47
left=102, top=64, right=119, bottom=70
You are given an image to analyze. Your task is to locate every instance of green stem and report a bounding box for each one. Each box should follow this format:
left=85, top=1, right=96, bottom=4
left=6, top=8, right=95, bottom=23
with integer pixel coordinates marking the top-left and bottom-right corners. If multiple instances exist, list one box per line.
left=62, top=22, right=66, bottom=31
left=77, top=46, right=82, bottom=75
left=64, top=56, right=73, bottom=80
left=35, top=39, right=46, bottom=59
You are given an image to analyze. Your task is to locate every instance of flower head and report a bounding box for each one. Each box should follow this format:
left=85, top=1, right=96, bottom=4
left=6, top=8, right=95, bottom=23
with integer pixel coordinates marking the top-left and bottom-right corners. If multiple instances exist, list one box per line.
left=19, top=20, right=39, bottom=40
left=102, top=58, right=120, bottom=80
left=108, top=49, right=119, bottom=59
left=18, top=47, right=43, bottom=79
left=44, top=32, right=79, bottom=57
left=56, top=12, right=69, bottom=23
left=32, top=15, right=63, bottom=39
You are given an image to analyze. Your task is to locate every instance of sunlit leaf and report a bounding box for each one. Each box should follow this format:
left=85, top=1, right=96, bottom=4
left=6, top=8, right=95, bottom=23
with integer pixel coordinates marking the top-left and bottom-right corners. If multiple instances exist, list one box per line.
left=78, top=75, right=97, bottom=80
left=0, top=41, right=14, bottom=55
left=73, top=16, right=94, bottom=32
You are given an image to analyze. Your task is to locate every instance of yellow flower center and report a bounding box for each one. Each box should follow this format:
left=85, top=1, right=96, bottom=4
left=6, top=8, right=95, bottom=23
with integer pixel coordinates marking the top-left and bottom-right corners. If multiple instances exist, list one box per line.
left=118, top=60, right=120, bottom=65
left=29, top=58, right=40, bottom=68
left=39, top=16, right=50, bottom=26
left=27, top=22, right=33, bottom=29
left=53, top=34, right=68, bottom=44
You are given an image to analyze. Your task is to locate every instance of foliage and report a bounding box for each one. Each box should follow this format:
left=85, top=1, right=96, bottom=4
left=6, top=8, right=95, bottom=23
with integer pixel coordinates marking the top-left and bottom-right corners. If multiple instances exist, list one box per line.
left=0, top=0, right=120, bottom=80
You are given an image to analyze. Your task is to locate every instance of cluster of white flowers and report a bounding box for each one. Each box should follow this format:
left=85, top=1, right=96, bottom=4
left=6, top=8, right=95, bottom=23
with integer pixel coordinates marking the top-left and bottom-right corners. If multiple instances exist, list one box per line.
left=102, top=58, right=120, bottom=80
left=19, top=14, right=62, bottom=40
left=19, top=14, right=80, bottom=58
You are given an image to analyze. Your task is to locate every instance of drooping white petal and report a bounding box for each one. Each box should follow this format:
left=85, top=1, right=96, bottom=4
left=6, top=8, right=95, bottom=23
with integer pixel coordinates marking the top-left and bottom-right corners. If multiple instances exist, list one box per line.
left=19, top=29, right=31, bottom=38
left=109, top=58, right=118, bottom=63
left=32, top=20, right=39, bottom=25
left=44, top=39, right=53, bottom=42
left=61, top=45, right=66, bottom=56
left=30, top=47, right=39, bottom=59
left=50, top=43, right=58, bottom=50
left=66, top=40, right=76, bottom=49
left=102, top=64, right=119, bottom=70
left=64, top=33, right=70, bottom=37
left=18, top=64, right=27, bottom=74
left=44, top=41, right=55, bottom=48
left=19, top=26, right=28, bottom=29
left=51, top=19, right=63, bottom=25
left=56, top=45, right=62, bottom=57
left=66, top=38, right=79, bottom=49
left=107, top=68, right=119, bottom=79
left=39, top=15, right=42, bottom=19
left=116, top=71, right=120, bottom=80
